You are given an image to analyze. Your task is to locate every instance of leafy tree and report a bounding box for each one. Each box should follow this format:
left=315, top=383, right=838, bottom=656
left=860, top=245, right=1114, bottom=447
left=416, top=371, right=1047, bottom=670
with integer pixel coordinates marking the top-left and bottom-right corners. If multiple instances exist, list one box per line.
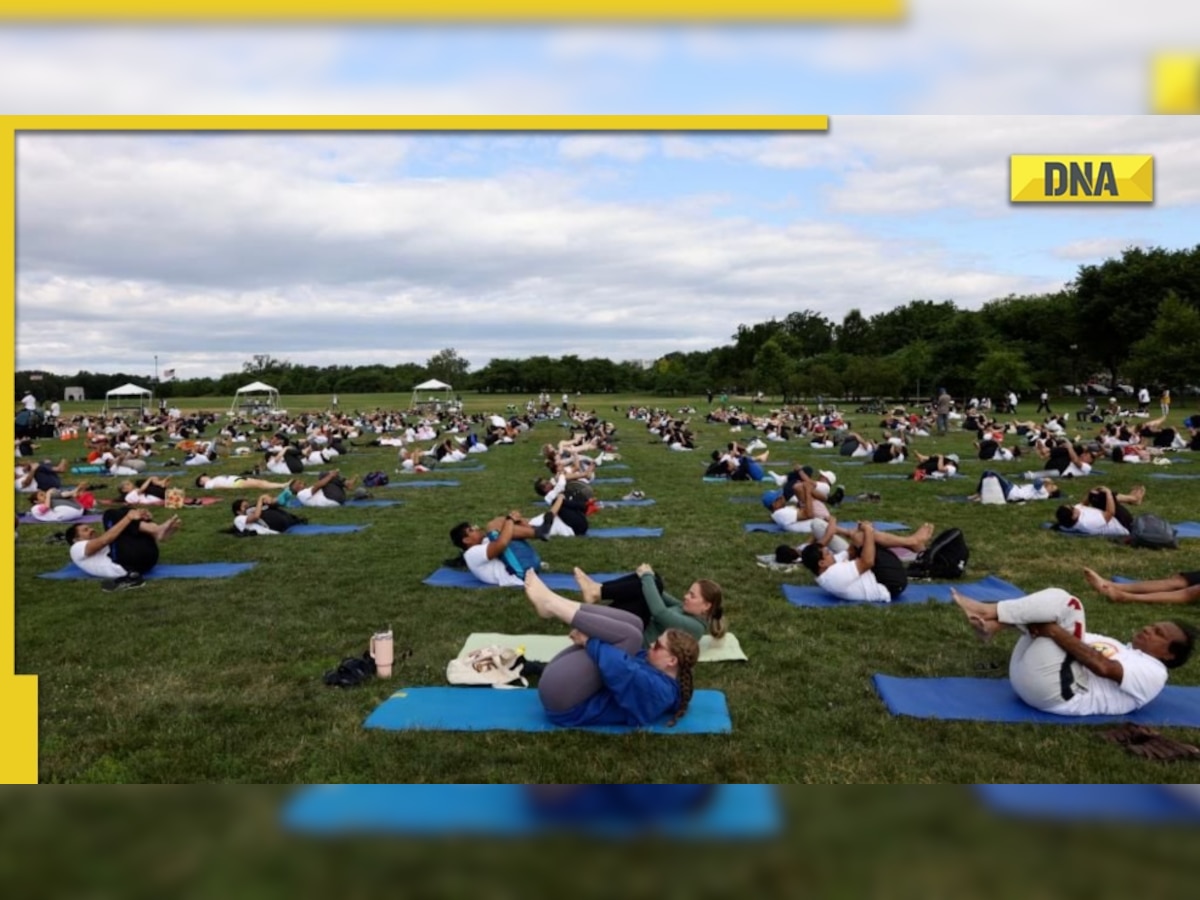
left=973, top=349, right=1034, bottom=400
left=753, top=338, right=793, bottom=397
left=1125, top=292, right=1200, bottom=390
left=424, top=348, right=471, bottom=385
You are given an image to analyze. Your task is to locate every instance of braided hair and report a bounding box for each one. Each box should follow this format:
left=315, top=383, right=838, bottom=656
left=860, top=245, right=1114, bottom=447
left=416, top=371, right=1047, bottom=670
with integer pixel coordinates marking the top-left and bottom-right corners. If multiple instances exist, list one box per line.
left=664, top=629, right=701, bottom=727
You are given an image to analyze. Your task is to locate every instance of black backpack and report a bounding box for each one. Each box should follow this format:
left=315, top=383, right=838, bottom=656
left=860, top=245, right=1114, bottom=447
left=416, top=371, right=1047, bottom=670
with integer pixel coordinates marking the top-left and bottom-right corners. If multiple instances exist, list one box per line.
left=906, top=527, right=969, bottom=579
left=1125, top=514, right=1179, bottom=550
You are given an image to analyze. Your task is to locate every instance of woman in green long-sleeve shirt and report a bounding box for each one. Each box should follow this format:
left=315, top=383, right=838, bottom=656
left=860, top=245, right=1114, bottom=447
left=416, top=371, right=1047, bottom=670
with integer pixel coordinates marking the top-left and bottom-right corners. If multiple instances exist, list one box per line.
left=572, top=563, right=726, bottom=647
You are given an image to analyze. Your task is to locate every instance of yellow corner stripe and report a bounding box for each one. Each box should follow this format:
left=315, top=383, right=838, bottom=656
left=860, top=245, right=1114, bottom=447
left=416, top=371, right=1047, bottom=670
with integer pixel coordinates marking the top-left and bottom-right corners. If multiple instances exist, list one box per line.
left=1010, top=155, right=1154, bottom=204
left=0, top=678, right=38, bottom=784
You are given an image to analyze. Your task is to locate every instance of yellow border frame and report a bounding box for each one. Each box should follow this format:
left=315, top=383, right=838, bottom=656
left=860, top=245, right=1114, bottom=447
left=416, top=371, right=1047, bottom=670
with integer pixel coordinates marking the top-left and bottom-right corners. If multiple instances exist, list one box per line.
left=0, top=1, right=904, bottom=23
left=1, top=113, right=827, bottom=784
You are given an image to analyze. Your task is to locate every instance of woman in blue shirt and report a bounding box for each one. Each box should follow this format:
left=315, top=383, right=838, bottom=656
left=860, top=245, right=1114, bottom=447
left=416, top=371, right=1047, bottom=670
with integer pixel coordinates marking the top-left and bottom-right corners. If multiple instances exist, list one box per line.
left=523, top=570, right=700, bottom=728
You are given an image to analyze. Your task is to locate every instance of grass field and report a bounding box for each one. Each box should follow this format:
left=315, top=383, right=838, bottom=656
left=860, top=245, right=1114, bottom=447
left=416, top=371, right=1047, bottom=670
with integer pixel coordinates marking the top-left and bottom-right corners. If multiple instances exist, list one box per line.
left=15, top=393, right=1200, bottom=783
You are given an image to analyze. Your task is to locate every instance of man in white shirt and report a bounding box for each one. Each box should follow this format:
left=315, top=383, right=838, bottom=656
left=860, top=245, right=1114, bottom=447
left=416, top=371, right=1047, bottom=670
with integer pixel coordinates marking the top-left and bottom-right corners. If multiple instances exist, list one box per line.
left=449, top=512, right=545, bottom=586
left=65, top=507, right=182, bottom=591
left=195, top=473, right=289, bottom=490
left=21, top=391, right=37, bottom=412
left=1054, top=485, right=1145, bottom=536
left=288, top=469, right=358, bottom=507
left=798, top=519, right=911, bottom=603
left=952, top=587, right=1195, bottom=716
left=1137, top=386, right=1151, bottom=414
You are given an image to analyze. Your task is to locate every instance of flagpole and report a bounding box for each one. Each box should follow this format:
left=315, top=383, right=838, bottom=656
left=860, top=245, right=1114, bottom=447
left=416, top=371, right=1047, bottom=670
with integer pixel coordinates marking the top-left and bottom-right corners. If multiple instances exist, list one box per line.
left=155, top=355, right=159, bottom=384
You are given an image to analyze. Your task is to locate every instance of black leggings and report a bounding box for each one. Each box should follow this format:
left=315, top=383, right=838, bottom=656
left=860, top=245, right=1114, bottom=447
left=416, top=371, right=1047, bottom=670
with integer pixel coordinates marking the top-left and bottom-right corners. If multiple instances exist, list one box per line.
left=599, top=573, right=665, bottom=629
left=872, top=548, right=908, bottom=598
left=101, top=508, right=160, bottom=574
left=1086, top=490, right=1134, bottom=531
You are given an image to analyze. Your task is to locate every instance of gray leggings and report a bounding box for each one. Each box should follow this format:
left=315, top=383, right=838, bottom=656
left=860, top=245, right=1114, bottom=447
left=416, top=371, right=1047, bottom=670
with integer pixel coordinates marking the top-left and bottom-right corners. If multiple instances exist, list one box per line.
left=537, top=605, right=644, bottom=714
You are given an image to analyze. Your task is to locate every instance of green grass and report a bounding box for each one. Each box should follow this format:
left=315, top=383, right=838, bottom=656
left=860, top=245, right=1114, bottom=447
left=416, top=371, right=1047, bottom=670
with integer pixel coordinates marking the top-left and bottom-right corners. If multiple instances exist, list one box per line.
left=16, top=393, right=1200, bottom=782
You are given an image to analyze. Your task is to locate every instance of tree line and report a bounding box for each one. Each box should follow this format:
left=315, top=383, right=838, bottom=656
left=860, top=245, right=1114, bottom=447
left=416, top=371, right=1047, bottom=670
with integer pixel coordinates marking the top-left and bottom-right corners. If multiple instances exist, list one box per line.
left=17, top=244, right=1200, bottom=404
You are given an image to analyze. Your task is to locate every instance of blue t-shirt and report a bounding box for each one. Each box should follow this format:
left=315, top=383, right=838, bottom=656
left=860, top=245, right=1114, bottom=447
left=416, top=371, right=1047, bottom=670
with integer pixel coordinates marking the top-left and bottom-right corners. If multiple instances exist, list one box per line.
left=547, top=639, right=681, bottom=727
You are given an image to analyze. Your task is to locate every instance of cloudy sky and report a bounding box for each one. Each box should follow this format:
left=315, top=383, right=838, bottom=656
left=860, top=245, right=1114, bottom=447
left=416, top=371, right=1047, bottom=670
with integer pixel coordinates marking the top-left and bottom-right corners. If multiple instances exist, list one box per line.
left=6, top=1, right=1200, bottom=379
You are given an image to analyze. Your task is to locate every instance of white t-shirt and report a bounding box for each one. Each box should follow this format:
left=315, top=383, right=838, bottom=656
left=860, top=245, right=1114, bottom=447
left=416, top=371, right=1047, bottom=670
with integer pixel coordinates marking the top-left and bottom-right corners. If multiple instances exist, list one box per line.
left=203, top=475, right=241, bottom=489
left=297, top=487, right=340, bottom=507
left=124, top=489, right=162, bottom=505
left=1063, top=461, right=1092, bottom=477
left=1006, top=483, right=1049, bottom=502
left=70, top=540, right=127, bottom=578
left=463, top=540, right=523, bottom=587
left=30, top=504, right=83, bottom=522
left=816, top=559, right=892, bottom=602
left=771, top=506, right=818, bottom=533
left=233, top=514, right=277, bottom=535
left=1048, top=634, right=1168, bottom=716
left=1073, top=505, right=1129, bottom=536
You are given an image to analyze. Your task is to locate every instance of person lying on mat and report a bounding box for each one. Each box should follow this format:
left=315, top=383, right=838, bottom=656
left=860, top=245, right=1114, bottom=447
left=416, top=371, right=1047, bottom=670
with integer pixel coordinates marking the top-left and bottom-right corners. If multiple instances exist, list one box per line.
left=232, top=494, right=306, bottom=534
left=968, top=471, right=1061, bottom=503
left=797, top=518, right=934, bottom=603
left=15, top=459, right=69, bottom=493
left=1053, top=484, right=1146, bottom=536
left=117, top=475, right=178, bottom=505
left=952, top=586, right=1196, bottom=716
left=195, top=473, right=290, bottom=490
left=449, top=512, right=550, bottom=586
left=286, top=469, right=359, bottom=507
left=570, top=563, right=726, bottom=648
left=1084, top=568, right=1200, bottom=606
left=31, top=483, right=95, bottom=513
left=65, top=507, right=182, bottom=591
left=523, top=569, right=701, bottom=727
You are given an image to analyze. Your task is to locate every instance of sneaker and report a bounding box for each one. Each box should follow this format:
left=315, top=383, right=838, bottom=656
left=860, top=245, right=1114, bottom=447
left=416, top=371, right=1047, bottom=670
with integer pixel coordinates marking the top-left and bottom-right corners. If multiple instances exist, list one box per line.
left=102, top=573, right=145, bottom=592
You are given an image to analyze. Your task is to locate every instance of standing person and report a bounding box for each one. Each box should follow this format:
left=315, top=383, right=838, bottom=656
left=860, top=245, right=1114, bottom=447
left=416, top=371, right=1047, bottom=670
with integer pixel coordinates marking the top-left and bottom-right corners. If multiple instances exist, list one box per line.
left=331, top=393, right=339, bottom=410
left=1161, top=387, right=1171, bottom=418
left=21, top=390, right=37, bottom=412
left=522, top=570, right=700, bottom=728
left=951, top=587, right=1194, bottom=716
left=935, top=388, right=952, bottom=436
left=1007, top=389, right=1019, bottom=415
left=1138, top=385, right=1151, bottom=414
left=1036, top=388, right=1052, bottom=414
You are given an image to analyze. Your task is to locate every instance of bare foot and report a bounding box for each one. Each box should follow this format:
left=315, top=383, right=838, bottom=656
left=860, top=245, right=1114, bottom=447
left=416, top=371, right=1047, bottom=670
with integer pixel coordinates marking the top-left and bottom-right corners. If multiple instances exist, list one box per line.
left=968, top=613, right=1003, bottom=642
left=160, top=515, right=183, bottom=541
left=912, top=522, right=935, bottom=545
left=1129, top=485, right=1146, bottom=505
left=951, top=587, right=996, bottom=624
left=1082, top=567, right=1114, bottom=597
left=523, top=569, right=557, bottom=619
left=573, top=567, right=601, bottom=604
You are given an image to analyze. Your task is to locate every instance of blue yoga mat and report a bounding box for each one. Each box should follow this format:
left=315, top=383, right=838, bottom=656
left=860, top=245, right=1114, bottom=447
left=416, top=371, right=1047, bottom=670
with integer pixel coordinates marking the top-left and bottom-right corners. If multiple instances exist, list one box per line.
left=873, top=674, right=1200, bottom=726
left=745, top=521, right=908, bottom=534
left=40, top=561, right=257, bottom=580
left=1044, top=521, right=1200, bottom=538
left=782, top=574, right=1024, bottom=609
left=288, top=524, right=371, bottom=535
left=934, top=495, right=972, bottom=503
left=862, top=474, right=911, bottom=480
left=593, top=477, right=634, bottom=484
left=597, top=499, right=656, bottom=508
left=423, top=568, right=627, bottom=590
left=342, top=499, right=403, bottom=508
left=1149, top=473, right=1200, bottom=480
left=974, top=786, right=1200, bottom=823
left=280, top=784, right=781, bottom=838
left=363, top=686, right=731, bottom=734
left=587, top=526, right=663, bottom=538
left=383, top=480, right=460, bottom=488
left=440, top=463, right=485, bottom=470
left=599, top=463, right=630, bottom=470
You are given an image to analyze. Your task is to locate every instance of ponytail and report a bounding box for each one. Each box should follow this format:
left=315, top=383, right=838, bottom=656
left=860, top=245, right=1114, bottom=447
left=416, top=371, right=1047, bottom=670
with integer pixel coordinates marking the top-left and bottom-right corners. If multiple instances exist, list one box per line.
left=664, top=629, right=700, bottom=727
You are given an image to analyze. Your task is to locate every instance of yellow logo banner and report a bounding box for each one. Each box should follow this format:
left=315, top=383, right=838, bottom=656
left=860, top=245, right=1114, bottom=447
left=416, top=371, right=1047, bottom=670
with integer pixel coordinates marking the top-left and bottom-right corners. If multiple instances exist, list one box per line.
left=1152, top=55, right=1200, bottom=114
left=1010, top=155, right=1154, bottom=204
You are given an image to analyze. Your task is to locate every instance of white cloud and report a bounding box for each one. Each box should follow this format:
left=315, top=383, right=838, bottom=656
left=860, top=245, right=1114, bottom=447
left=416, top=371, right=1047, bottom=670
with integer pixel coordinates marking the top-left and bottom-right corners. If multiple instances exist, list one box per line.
left=558, top=136, right=653, bottom=162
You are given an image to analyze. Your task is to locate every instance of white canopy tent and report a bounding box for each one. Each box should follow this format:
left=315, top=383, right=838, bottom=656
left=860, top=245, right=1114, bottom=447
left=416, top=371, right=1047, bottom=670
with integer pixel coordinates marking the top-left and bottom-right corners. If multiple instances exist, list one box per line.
left=230, top=380, right=282, bottom=414
left=103, top=382, right=153, bottom=414
left=411, top=378, right=455, bottom=408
